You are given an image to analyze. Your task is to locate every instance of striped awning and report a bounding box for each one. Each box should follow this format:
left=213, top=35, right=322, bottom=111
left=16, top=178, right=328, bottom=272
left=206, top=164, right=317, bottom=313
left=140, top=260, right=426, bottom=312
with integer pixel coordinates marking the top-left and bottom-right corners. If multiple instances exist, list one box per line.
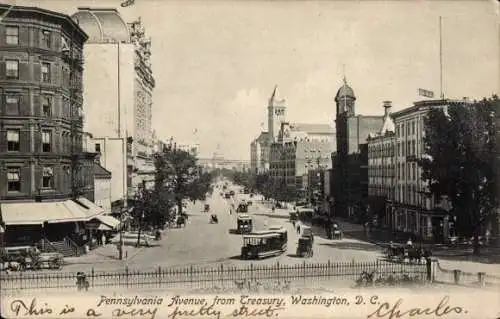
left=95, top=215, right=121, bottom=229
left=74, top=197, right=105, bottom=219
left=0, top=201, right=89, bottom=225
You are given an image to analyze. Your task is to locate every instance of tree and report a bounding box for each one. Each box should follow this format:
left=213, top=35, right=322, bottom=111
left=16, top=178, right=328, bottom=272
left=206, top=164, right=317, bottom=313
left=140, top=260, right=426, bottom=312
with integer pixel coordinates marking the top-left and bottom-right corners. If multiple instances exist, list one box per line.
left=254, top=172, right=273, bottom=199
left=153, top=146, right=213, bottom=217
left=419, top=97, right=498, bottom=255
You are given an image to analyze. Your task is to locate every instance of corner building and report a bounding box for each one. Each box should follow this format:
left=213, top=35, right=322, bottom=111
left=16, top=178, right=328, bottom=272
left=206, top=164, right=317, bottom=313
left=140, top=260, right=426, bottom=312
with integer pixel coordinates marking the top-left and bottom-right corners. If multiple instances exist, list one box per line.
left=0, top=5, right=104, bottom=248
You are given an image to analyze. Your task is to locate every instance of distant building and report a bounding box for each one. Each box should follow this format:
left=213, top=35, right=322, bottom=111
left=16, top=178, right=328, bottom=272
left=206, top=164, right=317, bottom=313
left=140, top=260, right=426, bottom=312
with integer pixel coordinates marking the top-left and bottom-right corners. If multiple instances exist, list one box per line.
left=332, top=77, right=384, bottom=219
left=266, top=84, right=335, bottom=200
left=72, top=8, right=156, bottom=205
left=250, top=131, right=270, bottom=174
left=93, top=156, right=112, bottom=214
left=176, top=143, right=200, bottom=157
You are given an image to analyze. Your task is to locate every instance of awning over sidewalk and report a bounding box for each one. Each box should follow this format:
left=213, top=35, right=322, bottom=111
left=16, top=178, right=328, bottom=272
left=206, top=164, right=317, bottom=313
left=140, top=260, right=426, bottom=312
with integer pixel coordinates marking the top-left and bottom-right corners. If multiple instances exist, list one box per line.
left=0, top=201, right=89, bottom=225
left=94, top=215, right=121, bottom=229
left=74, top=197, right=105, bottom=219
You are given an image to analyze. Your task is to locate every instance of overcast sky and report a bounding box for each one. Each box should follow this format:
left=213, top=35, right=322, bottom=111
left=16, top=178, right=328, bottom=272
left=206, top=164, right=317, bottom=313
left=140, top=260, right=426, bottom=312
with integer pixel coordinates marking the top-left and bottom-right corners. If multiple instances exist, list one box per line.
left=9, top=0, right=499, bottom=160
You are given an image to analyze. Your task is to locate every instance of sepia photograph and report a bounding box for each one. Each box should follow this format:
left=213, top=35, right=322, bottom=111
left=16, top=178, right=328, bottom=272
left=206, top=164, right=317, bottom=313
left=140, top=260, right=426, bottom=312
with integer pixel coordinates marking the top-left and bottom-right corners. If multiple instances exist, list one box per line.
left=0, top=0, right=499, bottom=318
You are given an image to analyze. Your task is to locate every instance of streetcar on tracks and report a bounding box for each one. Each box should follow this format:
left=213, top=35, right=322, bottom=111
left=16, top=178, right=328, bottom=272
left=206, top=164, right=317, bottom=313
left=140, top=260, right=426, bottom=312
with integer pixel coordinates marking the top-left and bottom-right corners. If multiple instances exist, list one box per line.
left=236, top=214, right=253, bottom=233
left=240, top=229, right=288, bottom=260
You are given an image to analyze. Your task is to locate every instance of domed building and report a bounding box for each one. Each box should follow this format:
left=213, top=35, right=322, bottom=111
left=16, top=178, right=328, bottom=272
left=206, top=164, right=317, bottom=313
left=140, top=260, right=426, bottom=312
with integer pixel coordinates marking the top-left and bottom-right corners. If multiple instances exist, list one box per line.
left=71, top=8, right=156, bottom=211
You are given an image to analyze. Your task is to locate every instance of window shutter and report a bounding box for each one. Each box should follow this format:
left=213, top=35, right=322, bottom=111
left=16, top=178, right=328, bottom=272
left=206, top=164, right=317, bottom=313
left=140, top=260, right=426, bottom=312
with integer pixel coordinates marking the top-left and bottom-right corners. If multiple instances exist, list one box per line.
left=0, top=128, right=6, bottom=153
left=33, top=93, right=41, bottom=117
left=19, top=26, right=29, bottom=47
left=34, top=164, right=42, bottom=192
left=19, top=61, right=29, bottom=82
left=0, top=61, right=6, bottom=80
left=22, top=165, right=31, bottom=194
left=20, top=91, right=29, bottom=116
left=33, top=62, right=41, bottom=82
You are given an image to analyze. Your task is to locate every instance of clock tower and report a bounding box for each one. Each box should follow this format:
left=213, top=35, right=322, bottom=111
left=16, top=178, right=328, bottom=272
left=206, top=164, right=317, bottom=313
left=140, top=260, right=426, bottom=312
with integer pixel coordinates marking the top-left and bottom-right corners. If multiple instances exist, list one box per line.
left=267, top=85, right=286, bottom=143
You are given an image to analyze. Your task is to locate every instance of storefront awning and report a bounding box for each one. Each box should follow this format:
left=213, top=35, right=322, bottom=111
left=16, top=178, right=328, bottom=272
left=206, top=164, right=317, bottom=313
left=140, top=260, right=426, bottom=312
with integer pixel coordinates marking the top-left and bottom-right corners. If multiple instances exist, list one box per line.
left=1, top=201, right=89, bottom=225
left=95, top=215, right=121, bottom=229
left=97, top=224, right=113, bottom=231
left=74, top=197, right=105, bottom=219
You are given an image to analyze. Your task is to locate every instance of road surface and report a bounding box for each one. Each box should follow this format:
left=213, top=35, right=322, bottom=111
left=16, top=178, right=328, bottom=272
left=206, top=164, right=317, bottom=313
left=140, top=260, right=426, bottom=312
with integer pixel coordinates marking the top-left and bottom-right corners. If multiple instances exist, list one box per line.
left=56, top=190, right=383, bottom=273
left=21, top=183, right=500, bottom=277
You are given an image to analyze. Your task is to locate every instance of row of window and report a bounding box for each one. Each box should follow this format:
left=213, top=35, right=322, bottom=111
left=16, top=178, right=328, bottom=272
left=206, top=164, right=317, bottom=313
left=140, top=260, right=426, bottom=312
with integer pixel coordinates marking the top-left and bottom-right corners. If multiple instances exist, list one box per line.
left=395, top=119, right=419, bottom=138
left=368, top=161, right=420, bottom=181
left=7, top=129, right=52, bottom=152
left=5, top=26, right=53, bottom=48
left=3, top=93, right=52, bottom=116
left=395, top=184, right=425, bottom=207
left=368, top=142, right=393, bottom=158
left=7, top=166, right=54, bottom=191
left=5, top=60, right=52, bottom=82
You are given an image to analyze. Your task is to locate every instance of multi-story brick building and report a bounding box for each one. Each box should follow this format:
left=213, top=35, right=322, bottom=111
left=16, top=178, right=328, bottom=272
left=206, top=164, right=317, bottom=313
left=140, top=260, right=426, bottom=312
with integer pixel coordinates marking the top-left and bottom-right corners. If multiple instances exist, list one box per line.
left=367, top=101, right=395, bottom=227
left=0, top=4, right=105, bottom=247
left=388, top=99, right=471, bottom=241
left=332, top=78, right=384, bottom=219
left=72, top=8, right=156, bottom=207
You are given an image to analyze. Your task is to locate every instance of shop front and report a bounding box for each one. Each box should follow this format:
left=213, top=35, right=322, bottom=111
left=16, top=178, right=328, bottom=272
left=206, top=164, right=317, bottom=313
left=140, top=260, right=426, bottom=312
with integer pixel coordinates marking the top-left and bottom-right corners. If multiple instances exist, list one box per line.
left=0, top=200, right=91, bottom=248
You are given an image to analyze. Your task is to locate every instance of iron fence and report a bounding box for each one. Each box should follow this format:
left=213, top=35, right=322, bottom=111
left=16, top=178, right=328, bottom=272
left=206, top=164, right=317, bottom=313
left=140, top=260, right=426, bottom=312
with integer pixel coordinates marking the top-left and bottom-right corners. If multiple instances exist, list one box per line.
left=0, top=259, right=428, bottom=292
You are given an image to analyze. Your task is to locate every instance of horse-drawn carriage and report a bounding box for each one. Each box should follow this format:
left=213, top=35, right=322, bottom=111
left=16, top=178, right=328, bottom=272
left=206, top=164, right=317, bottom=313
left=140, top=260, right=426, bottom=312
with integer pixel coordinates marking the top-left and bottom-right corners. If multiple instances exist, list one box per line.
left=326, top=221, right=342, bottom=240
left=1, top=247, right=64, bottom=271
left=296, top=236, right=313, bottom=258
left=385, top=243, right=432, bottom=263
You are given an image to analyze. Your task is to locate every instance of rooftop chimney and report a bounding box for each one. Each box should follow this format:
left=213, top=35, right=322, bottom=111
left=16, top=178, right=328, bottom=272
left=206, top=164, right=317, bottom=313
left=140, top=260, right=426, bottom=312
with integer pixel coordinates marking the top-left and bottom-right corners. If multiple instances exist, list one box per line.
left=383, top=101, right=392, bottom=117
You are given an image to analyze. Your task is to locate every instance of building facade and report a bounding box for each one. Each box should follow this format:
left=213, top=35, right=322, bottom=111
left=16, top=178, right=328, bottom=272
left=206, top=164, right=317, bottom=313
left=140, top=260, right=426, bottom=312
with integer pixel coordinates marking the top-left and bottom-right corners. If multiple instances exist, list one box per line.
left=367, top=101, right=395, bottom=227
left=384, top=99, right=475, bottom=241
left=0, top=4, right=107, bottom=248
left=93, top=155, right=112, bottom=213
left=250, top=131, right=269, bottom=174
left=71, top=8, right=155, bottom=206
left=332, top=78, right=384, bottom=219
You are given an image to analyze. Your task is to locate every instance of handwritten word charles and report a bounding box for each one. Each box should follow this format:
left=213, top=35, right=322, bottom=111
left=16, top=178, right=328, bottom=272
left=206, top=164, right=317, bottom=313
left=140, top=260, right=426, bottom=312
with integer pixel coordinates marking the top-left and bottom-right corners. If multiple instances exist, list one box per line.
left=367, top=296, right=467, bottom=319
left=121, top=0, right=135, bottom=7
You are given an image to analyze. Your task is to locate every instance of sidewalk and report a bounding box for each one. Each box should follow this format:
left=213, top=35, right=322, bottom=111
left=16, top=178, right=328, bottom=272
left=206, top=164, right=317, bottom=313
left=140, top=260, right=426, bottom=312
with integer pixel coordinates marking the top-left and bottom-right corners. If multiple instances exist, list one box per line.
left=64, top=242, right=145, bottom=265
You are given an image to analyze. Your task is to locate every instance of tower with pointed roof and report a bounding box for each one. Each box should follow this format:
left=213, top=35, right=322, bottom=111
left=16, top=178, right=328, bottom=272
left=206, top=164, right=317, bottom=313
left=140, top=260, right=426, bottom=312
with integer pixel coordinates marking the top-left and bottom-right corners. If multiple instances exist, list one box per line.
left=268, top=85, right=286, bottom=143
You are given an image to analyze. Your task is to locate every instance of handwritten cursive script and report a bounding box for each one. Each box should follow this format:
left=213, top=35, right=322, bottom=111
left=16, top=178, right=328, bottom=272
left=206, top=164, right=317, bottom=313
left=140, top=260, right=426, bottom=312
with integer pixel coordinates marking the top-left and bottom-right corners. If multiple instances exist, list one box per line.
left=121, top=0, right=135, bottom=7
left=367, top=296, right=466, bottom=319
left=231, top=305, right=286, bottom=317
left=112, top=307, right=158, bottom=319
left=10, top=298, right=53, bottom=316
left=168, top=305, right=221, bottom=319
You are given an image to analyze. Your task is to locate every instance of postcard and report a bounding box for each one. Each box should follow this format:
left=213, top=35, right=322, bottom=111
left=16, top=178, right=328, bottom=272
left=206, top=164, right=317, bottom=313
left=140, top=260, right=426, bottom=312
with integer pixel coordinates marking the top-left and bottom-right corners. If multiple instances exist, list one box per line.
left=0, top=0, right=499, bottom=318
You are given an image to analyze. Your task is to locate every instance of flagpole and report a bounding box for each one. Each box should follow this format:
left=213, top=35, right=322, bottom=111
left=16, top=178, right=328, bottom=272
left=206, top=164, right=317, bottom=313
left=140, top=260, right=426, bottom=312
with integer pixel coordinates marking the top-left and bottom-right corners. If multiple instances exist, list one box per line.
left=439, top=16, right=444, bottom=99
